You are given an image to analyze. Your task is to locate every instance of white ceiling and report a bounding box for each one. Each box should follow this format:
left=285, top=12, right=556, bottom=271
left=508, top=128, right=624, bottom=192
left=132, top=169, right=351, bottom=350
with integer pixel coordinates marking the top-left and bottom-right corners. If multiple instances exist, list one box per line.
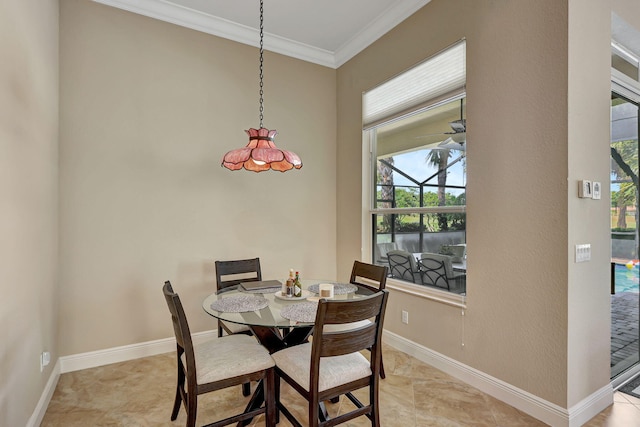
left=93, top=0, right=431, bottom=68
left=93, top=2, right=640, bottom=70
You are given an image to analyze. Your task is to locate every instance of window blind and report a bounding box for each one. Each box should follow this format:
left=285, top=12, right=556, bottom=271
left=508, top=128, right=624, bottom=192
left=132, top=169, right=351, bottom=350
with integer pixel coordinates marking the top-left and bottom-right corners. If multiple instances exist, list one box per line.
left=363, top=40, right=466, bottom=129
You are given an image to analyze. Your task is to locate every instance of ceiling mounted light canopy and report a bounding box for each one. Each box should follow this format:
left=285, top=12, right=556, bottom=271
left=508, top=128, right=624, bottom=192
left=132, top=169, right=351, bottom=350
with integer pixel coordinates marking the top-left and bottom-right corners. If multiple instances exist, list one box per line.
left=221, top=0, right=302, bottom=172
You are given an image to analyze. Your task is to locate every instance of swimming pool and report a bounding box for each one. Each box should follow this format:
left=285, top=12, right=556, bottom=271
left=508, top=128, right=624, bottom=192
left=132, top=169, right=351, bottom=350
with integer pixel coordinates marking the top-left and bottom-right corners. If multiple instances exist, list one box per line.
left=614, top=263, right=640, bottom=293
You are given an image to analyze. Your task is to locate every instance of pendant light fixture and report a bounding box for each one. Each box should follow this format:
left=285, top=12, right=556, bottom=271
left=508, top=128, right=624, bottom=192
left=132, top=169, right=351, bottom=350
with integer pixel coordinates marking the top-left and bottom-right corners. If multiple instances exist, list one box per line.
left=221, top=0, right=303, bottom=172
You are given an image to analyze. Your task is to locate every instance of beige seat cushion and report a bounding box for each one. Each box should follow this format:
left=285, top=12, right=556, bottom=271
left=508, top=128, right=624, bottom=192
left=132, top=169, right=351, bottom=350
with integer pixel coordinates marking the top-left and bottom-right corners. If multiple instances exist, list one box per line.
left=182, top=334, right=274, bottom=385
left=272, top=342, right=371, bottom=392
left=221, top=320, right=251, bottom=334
left=322, top=319, right=371, bottom=333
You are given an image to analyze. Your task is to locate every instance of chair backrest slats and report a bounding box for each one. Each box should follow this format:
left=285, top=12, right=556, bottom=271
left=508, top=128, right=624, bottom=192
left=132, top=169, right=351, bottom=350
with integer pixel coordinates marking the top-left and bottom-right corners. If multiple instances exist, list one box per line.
left=320, top=325, right=378, bottom=357
left=310, top=291, right=389, bottom=366
left=163, top=281, right=197, bottom=377
left=215, top=258, right=262, bottom=291
left=350, top=261, right=388, bottom=290
left=321, top=296, right=384, bottom=324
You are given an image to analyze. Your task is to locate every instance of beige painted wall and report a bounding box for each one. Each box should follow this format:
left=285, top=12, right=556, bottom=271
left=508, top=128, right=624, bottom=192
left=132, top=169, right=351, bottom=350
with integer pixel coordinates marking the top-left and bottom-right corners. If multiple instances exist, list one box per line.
left=567, top=0, right=612, bottom=408
left=337, top=0, right=615, bottom=408
left=0, top=0, right=59, bottom=425
left=58, top=0, right=337, bottom=355
left=7, top=0, right=639, bottom=422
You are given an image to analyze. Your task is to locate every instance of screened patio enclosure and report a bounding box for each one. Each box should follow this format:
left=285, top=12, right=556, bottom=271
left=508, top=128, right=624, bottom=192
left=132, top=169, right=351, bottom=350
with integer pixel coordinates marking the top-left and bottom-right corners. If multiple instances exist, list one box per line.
left=370, top=98, right=467, bottom=267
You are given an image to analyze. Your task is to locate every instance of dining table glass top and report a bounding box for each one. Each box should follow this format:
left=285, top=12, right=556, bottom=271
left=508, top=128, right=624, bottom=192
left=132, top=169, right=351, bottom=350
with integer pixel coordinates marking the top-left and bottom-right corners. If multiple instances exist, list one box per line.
left=202, top=279, right=374, bottom=329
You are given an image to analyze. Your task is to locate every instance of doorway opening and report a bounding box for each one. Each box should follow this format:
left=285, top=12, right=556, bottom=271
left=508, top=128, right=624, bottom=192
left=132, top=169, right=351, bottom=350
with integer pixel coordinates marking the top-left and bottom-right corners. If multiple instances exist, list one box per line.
left=610, top=91, right=640, bottom=380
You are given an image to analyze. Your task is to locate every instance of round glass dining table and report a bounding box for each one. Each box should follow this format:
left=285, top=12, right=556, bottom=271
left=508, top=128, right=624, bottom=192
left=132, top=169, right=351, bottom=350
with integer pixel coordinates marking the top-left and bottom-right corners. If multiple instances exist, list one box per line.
left=202, top=279, right=374, bottom=353
left=202, top=279, right=376, bottom=425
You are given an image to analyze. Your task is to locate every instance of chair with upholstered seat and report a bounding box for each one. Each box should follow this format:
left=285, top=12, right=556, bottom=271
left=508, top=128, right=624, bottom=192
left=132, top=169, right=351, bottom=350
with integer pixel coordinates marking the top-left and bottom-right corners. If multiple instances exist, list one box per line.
left=272, top=290, right=389, bottom=427
left=324, top=261, right=389, bottom=380
left=387, top=250, right=420, bottom=283
left=215, top=258, right=262, bottom=337
left=162, top=281, right=276, bottom=427
left=417, top=252, right=466, bottom=293
left=350, top=260, right=388, bottom=290
left=215, top=258, right=262, bottom=396
left=349, top=261, right=388, bottom=379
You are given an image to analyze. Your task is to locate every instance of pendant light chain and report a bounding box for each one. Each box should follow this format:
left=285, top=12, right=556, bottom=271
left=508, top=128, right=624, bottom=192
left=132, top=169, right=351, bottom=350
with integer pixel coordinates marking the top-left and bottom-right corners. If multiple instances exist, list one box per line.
left=258, top=0, right=264, bottom=129
left=220, top=0, right=302, bottom=172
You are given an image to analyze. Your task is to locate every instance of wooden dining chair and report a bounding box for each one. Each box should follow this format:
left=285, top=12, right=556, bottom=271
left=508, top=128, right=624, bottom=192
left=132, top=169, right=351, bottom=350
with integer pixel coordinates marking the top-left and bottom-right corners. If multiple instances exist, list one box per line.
left=349, top=261, right=389, bottom=379
left=162, top=281, right=276, bottom=427
left=350, top=260, right=388, bottom=290
left=272, top=290, right=389, bottom=427
left=215, top=258, right=262, bottom=396
left=322, top=261, right=387, bottom=333
left=214, top=258, right=262, bottom=337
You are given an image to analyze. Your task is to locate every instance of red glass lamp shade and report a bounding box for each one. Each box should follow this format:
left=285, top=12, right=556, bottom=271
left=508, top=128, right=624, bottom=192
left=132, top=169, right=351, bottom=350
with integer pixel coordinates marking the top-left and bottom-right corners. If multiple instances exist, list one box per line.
left=222, top=128, right=303, bottom=172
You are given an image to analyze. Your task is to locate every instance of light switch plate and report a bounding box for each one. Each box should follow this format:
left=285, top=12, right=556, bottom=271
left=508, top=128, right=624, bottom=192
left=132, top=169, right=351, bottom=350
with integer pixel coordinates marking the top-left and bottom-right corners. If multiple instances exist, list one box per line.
left=592, top=182, right=601, bottom=199
left=575, top=244, right=591, bottom=262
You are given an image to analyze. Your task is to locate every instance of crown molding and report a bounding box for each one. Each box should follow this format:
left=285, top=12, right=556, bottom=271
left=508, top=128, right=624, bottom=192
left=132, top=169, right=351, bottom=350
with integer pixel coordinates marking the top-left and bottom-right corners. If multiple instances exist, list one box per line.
left=92, top=0, right=430, bottom=69
left=334, top=0, right=431, bottom=67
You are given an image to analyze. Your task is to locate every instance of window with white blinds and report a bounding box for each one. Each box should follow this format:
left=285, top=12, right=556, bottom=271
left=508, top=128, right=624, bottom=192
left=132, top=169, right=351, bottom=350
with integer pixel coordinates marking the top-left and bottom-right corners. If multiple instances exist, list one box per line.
left=363, top=39, right=467, bottom=302
left=363, top=40, right=466, bottom=129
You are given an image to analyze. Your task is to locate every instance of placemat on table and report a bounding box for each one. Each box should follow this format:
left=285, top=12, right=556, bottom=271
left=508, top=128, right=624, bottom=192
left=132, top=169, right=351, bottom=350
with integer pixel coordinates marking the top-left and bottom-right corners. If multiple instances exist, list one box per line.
left=307, top=283, right=358, bottom=296
left=210, top=295, right=269, bottom=313
left=280, top=302, right=318, bottom=323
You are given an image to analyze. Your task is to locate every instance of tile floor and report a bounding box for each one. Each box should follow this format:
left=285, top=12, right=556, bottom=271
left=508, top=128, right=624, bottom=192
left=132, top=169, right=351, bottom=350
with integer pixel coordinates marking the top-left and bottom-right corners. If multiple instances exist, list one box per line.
left=41, top=345, right=640, bottom=426
left=611, top=291, right=639, bottom=371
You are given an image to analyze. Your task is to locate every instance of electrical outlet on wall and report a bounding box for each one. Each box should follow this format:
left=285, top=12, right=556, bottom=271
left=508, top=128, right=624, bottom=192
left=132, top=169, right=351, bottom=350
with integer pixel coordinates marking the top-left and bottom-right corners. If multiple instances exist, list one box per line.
left=40, top=351, right=50, bottom=372
left=401, top=310, right=409, bottom=324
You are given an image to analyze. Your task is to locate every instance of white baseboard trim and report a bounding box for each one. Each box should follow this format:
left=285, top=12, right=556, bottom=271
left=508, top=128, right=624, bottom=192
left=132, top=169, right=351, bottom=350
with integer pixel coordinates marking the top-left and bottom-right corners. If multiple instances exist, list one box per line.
left=29, top=330, right=218, bottom=426
left=31, top=330, right=613, bottom=427
left=383, top=331, right=613, bottom=427
left=567, top=383, right=614, bottom=426
left=59, top=330, right=217, bottom=373
left=26, top=359, right=61, bottom=427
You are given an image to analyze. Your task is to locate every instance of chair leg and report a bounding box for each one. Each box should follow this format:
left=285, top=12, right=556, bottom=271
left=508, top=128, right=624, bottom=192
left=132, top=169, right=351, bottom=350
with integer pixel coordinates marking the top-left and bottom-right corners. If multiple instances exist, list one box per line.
left=185, top=364, right=198, bottom=427
left=220, top=322, right=252, bottom=397
left=274, top=370, right=281, bottom=424
left=242, top=382, right=251, bottom=396
left=186, top=392, right=197, bottom=427
left=170, top=385, right=182, bottom=421
left=171, top=353, right=185, bottom=421
left=371, top=381, right=381, bottom=427
left=309, top=396, right=320, bottom=427
left=369, top=347, right=386, bottom=379
left=265, top=369, right=277, bottom=427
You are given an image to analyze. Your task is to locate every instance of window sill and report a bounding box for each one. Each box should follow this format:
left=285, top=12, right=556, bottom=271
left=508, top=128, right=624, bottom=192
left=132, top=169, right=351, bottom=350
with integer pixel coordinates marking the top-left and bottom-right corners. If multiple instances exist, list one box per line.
left=386, top=278, right=467, bottom=308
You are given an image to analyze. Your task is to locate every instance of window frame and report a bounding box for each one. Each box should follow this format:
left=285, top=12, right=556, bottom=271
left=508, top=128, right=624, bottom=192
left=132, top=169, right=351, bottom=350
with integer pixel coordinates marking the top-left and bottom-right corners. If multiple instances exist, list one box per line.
left=361, top=41, right=467, bottom=307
